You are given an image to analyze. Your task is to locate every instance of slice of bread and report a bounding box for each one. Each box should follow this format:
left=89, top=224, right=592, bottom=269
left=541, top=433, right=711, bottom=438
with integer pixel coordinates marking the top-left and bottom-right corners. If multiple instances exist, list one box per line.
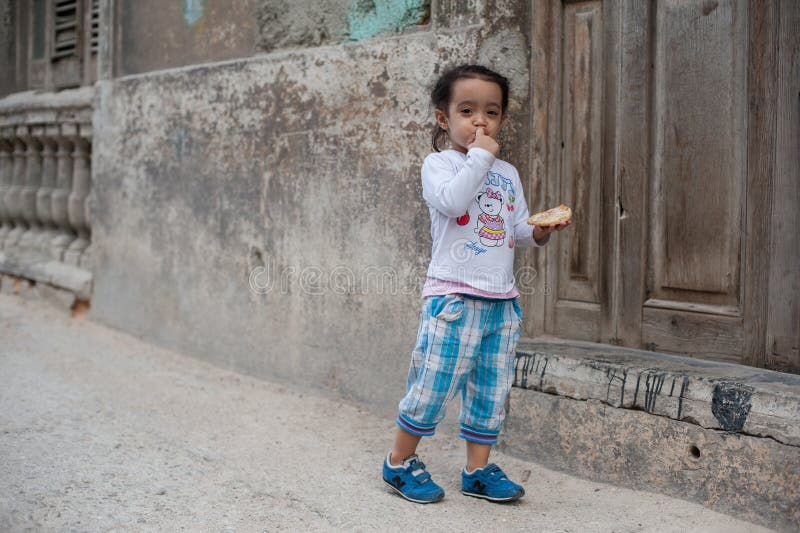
left=527, top=204, right=572, bottom=226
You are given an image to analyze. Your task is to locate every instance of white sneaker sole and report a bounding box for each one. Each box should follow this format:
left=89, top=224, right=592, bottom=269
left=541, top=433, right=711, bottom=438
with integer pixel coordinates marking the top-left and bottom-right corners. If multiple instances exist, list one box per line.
left=460, top=489, right=524, bottom=502
left=383, top=479, right=444, bottom=504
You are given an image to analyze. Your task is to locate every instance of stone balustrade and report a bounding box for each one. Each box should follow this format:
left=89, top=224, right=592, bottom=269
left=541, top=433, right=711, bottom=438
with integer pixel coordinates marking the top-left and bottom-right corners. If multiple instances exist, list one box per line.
left=0, top=88, right=94, bottom=299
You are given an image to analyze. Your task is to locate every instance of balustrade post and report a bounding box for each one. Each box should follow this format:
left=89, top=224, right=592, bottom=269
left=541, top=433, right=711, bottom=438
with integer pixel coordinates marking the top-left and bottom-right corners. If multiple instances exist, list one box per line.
left=3, top=127, right=27, bottom=249
left=0, top=129, right=13, bottom=247
left=18, top=125, right=44, bottom=257
left=80, top=146, right=93, bottom=271
left=36, top=127, right=59, bottom=255
left=50, top=124, right=75, bottom=261
left=64, top=126, right=91, bottom=266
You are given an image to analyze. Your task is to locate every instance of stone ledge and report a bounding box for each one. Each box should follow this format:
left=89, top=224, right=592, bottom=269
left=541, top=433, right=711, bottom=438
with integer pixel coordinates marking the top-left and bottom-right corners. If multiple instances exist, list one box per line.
left=501, top=389, right=800, bottom=532
left=0, top=88, right=94, bottom=131
left=0, top=252, right=92, bottom=300
left=514, top=340, right=800, bottom=448
left=0, top=87, right=94, bottom=114
left=0, top=274, right=80, bottom=313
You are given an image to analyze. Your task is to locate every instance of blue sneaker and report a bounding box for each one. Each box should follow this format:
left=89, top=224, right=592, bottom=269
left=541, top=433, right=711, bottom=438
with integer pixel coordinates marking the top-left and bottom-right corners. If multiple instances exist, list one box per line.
left=382, top=453, right=445, bottom=503
left=461, top=463, right=525, bottom=502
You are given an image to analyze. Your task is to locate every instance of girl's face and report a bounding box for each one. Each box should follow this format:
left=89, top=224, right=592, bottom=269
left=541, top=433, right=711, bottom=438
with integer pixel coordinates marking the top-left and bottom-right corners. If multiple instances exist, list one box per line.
left=435, top=77, right=505, bottom=153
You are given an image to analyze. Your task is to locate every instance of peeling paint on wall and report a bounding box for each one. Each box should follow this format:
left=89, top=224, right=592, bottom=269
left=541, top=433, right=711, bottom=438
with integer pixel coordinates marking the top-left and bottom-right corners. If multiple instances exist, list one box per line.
left=346, top=0, right=428, bottom=42
left=173, top=125, right=194, bottom=161
left=184, top=0, right=206, bottom=26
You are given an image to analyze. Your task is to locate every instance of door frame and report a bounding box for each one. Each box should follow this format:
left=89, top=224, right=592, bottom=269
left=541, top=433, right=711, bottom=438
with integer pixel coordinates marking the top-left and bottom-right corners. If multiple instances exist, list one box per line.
left=521, top=0, right=782, bottom=370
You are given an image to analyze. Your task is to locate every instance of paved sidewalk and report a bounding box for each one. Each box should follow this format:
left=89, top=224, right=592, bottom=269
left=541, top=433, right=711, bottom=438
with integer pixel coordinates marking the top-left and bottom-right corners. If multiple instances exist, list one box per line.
left=0, top=294, right=773, bottom=532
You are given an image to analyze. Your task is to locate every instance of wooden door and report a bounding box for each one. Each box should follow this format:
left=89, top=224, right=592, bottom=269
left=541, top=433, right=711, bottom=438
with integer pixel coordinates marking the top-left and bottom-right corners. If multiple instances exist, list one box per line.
left=644, top=0, right=749, bottom=364
left=523, top=0, right=798, bottom=371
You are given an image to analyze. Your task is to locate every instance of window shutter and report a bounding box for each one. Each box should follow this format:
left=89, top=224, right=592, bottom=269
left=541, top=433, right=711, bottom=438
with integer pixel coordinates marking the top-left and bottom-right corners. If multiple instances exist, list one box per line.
left=89, top=0, right=99, bottom=55
left=52, top=0, right=79, bottom=60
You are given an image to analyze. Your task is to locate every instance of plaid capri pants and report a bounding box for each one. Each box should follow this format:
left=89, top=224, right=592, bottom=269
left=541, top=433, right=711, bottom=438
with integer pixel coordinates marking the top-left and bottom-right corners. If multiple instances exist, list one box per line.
left=396, top=293, right=522, bottom=445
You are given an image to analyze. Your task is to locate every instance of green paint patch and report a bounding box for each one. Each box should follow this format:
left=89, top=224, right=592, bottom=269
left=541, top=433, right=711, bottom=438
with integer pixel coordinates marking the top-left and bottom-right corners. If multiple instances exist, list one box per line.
left=184, top=0, right=206, bottom=26
left=346, top=0, right=428, bottom=42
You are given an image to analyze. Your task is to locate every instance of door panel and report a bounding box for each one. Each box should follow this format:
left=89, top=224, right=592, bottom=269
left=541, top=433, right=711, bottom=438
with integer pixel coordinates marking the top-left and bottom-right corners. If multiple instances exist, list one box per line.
left=642, top=307, right=744, bottom=364
left=543, top=0, right=608, bottom=343
left=558, top=1, right=603, bottom=305
left=642, top=0, right=749, bottom=362
left=648, top=0, right=746, bottom=308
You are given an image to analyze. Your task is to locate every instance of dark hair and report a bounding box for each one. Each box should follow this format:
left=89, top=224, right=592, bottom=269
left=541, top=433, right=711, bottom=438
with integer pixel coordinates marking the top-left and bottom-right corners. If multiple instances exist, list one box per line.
left=430, top=64, right=510, bottom=152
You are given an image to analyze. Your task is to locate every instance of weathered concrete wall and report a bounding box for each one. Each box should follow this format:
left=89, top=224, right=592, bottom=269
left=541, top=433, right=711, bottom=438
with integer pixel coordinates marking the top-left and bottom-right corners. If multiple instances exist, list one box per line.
left=256, top=0, right=430, bottom=52
left=118, top=0, right=432, bottom=76
left=118, top=0, right=260, bottom=76
left=92, top=6, right=533, bottom=413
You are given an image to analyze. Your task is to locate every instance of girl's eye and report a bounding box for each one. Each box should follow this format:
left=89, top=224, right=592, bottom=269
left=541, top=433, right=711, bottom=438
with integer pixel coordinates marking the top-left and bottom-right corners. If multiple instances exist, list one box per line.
left=488, top=110, right=498, bottom=116
left=460, top=109, right=472, bottom=115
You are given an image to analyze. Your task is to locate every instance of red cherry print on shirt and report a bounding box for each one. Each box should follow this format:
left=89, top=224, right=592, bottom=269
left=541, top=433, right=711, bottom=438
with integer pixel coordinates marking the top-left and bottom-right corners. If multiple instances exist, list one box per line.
left=456, top=210, right=470, bottom=226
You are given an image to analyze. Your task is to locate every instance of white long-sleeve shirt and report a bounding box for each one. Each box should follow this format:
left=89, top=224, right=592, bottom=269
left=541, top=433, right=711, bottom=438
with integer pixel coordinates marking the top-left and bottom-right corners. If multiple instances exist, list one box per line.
left=421, top=147, right=548, bottom=294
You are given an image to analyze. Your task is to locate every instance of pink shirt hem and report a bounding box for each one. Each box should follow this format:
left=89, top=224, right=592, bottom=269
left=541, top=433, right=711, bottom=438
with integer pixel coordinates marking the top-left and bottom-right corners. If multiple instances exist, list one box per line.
left=421, top=277, right=519, bottom=300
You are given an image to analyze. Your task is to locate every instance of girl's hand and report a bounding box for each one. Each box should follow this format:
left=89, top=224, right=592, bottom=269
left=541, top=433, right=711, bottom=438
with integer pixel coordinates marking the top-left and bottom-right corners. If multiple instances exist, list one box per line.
left=468, top=127, right=500, bottom=156
left=533, top=219, right=572, bottom=244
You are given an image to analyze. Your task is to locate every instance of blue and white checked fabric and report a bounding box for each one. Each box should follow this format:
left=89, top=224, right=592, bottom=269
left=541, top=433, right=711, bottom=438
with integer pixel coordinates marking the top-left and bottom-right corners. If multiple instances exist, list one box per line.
left=397, top=294, right=522, bottom=445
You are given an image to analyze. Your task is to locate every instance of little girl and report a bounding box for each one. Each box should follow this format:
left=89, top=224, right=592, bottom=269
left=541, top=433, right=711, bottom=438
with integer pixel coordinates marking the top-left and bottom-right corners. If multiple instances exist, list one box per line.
left=382, top=65, right=570, bottom=503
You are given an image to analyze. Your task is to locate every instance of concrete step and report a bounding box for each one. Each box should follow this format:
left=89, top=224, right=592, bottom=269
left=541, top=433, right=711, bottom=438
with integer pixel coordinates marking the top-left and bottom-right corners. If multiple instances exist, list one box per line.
left=502, top=340, right=800, bottom=532
left=0, top=251, right=93, bottom=300
left=513, top=339, right=800, bottom=446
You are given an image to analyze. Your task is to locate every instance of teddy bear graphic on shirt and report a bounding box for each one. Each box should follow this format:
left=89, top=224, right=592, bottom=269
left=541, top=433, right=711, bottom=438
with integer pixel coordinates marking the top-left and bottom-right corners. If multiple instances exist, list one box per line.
left=474, top=187, right=506, bottom=247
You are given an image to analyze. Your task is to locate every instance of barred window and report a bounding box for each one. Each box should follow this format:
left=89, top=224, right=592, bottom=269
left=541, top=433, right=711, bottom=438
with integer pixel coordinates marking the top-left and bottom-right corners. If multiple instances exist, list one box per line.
left=26, top=0, right=99, bottom=90
left=89, top=0, right=99, bottom=55
left=52, top=0, right=78, bottom=59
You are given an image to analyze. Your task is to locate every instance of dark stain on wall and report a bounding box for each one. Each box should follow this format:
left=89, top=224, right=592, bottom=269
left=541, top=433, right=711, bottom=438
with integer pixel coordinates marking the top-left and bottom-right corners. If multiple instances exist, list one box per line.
left=514, top=351, right=555, bottom=391
left=711, top=381, right=753, bottom=431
